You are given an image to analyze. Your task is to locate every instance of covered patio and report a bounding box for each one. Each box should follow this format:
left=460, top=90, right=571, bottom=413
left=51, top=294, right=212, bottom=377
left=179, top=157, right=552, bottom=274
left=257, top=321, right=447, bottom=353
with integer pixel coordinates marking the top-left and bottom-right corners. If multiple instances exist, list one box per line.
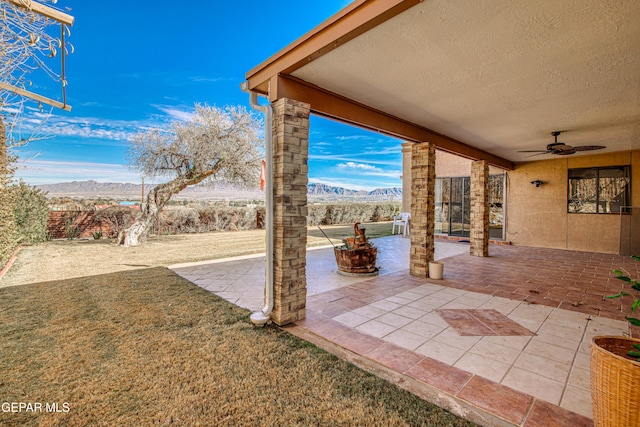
left=172, top=236, right=640, bottom=425
left=241, top=0, right=640, bottom=325
left=233, top=0, right=640, bottom=424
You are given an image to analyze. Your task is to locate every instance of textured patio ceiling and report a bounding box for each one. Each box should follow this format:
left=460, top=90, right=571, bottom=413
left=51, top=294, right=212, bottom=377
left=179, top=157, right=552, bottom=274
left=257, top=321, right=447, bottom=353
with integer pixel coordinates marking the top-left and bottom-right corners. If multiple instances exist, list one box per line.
left=246, top=0, right=640, bottom=168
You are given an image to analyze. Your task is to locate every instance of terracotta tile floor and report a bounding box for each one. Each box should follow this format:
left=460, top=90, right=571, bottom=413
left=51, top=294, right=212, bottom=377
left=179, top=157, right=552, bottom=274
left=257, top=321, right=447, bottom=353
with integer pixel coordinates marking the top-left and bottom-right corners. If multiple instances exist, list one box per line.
left=172, top=236, right=640, bottom=426
left=436, top=309, right=535, bottom=336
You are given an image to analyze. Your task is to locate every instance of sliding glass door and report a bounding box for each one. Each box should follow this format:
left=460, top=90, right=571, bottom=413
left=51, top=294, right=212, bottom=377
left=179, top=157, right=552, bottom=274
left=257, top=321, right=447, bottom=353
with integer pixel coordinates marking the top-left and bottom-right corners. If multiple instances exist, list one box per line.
left=435, top=175, right=504, bottom=240
left=450, top=177, right=470, bottom=237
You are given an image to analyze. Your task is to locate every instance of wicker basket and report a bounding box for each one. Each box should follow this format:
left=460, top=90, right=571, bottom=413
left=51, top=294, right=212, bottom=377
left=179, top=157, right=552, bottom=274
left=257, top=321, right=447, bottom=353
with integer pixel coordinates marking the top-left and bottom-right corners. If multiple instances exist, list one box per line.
left=591, top=336, right=640, bottom=427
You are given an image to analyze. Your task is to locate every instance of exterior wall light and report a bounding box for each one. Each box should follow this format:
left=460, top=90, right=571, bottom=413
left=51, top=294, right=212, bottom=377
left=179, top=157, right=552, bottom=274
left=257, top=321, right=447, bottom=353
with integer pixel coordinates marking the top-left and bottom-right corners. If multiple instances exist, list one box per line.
left=531, top=180, right=544, bottom=187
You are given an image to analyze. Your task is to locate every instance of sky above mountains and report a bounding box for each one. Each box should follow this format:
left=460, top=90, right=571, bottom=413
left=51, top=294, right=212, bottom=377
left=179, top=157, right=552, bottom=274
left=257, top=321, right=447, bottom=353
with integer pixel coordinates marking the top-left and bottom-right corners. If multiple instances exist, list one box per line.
left=12, top=0, right=403, bottom=191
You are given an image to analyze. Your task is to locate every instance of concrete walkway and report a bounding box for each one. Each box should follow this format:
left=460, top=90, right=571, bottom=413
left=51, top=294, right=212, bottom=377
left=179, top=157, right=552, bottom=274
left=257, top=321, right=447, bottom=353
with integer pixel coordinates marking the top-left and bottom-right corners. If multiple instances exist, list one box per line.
left=171, top=236, right=638, bottom=426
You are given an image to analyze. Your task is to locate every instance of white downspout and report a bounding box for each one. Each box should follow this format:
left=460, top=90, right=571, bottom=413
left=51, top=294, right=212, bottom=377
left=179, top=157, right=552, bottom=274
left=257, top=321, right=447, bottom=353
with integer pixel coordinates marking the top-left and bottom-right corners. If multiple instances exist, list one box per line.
left=241, top=82, right=273, bottom=326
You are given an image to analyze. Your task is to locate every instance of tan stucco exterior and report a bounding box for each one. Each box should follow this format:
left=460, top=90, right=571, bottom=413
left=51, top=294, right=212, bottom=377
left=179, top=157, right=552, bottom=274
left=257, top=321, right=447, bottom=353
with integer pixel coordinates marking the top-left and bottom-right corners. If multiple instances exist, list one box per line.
left=412, top=149, right=638, bottom=254
left=505, top=150, right=639, bottom=253
left=435, top=151, right=504, bottom=177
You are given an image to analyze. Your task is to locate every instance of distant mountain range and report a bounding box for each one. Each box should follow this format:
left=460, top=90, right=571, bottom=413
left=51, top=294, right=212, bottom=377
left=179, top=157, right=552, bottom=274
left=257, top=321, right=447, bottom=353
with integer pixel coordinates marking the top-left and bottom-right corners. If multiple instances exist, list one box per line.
left=307, top=183, right=401, bottom=200
left=37, top=180, right=402, bottom=201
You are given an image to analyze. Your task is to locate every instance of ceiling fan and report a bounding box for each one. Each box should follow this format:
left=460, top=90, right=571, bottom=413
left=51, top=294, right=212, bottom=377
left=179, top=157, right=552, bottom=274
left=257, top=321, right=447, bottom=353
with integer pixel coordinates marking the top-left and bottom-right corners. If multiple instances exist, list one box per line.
left=518, top=131, right=606, bottom=156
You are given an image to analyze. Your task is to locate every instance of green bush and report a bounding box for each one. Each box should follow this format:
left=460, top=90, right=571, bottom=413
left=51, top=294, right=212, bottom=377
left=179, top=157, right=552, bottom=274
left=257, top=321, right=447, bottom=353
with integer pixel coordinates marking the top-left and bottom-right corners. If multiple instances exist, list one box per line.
left=12, top=180, right=49, bottom=244
left=0, top=167, right=17, bottom=268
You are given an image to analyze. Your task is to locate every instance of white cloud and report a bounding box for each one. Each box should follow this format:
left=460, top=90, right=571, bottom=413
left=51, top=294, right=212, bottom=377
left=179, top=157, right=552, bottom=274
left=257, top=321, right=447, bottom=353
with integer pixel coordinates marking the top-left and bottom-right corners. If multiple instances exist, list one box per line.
left=8, top=111, right=148, bottom=142
left=335, top=135, right=374, bottom=141
left=154, top=105, right=195, bottom=122
left=336, top=161, right=401, bottom=179
left=310, top=154, right=401, bottom=167
left=189, top=76, right=229, bottom=83
left=337, top=161, right=377, bottom=170
left=15, top=159, right=147, bottom=185
left=309, top=177, right=400, bottom=192
left=5, top=103, right=197, bottom=144
left=309, top=178, right=373, bottom=191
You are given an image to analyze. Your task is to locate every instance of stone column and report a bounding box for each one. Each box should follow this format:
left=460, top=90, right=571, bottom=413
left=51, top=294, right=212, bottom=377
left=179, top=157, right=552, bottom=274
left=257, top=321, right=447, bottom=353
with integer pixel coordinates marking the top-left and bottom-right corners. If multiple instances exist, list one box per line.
left=401, top=142, right=413, bottom=213
left=410, top=142, right=436, bottom=277
left=470, top=160, right=490, bottom=257
left=270, top=98, right=310, bottom=325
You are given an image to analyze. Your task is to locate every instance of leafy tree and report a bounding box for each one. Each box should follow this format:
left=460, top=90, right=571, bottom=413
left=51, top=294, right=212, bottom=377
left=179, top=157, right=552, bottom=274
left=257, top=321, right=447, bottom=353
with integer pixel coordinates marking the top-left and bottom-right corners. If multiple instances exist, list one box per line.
left=120, top=104, right=263, bottom=246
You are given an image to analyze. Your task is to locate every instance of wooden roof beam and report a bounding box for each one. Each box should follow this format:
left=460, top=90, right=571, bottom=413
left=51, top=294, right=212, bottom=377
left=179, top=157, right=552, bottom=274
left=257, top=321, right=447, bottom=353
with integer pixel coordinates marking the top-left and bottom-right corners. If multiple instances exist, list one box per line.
left=270, top=74, right=514, bottom=170
left=6, top=0, right=74, bottom=25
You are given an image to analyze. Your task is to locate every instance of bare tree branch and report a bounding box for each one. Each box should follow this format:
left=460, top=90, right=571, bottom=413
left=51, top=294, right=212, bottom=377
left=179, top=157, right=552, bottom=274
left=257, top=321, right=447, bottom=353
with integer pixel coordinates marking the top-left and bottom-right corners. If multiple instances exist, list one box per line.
left=1, top=0, right=71, bottom=149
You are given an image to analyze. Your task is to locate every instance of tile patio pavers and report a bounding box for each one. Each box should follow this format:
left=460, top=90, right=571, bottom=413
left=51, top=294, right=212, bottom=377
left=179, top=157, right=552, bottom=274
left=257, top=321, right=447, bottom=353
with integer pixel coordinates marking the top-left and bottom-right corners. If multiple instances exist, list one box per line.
left=171, top=236, right=640, bottom=426
left=456, top=376, right=534, bottom=425
left=436, top=308, right=535, bottom=336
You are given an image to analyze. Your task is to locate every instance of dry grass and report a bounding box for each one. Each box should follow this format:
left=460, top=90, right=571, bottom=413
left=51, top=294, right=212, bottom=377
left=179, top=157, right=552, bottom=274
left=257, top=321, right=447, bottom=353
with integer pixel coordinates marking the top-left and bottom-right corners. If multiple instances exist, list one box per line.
left=1, top=222, right=394, bottom=288
left=0, top=268, right=475, bottom=426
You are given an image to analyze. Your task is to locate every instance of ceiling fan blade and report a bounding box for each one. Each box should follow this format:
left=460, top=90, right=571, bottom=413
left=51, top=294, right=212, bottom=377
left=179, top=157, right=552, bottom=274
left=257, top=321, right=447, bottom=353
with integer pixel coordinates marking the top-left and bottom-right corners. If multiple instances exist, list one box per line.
left=573, top=145, right=606, bottom=152
left=518, top=131, right=606, bottom=158
left=554, top=149, right=577, bottom=155
left=525, top=152, right=552, bottom=158
left=517, top=150, right=551, bottom=153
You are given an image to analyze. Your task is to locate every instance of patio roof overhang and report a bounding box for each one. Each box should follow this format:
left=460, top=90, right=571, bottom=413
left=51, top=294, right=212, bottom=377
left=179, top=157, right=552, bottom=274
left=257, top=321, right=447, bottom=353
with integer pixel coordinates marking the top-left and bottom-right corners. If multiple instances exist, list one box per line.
left=246, top=0, right=640, bottom=169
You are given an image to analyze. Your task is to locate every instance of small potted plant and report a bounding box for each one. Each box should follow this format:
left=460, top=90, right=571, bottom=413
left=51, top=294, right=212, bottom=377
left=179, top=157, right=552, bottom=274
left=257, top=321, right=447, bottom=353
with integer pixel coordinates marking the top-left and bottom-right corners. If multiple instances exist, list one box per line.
left=590, top=255, right=640, bottom=427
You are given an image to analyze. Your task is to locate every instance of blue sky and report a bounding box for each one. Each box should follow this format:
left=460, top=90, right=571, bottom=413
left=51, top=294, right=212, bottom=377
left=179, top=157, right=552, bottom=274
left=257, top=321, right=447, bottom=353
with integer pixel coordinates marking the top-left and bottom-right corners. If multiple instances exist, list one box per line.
left=12, top=0, right=403, bottom=191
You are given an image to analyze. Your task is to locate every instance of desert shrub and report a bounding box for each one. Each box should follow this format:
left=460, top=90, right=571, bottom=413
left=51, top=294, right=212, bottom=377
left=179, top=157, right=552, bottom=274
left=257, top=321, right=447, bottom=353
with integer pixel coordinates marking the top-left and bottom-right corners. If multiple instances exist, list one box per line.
left=92, top=231, right=103, bottom=240
left=228, top=207, right=257, bottom=231
left=63, top=212, right=82, bottom=240
left=307, top=204, right=328, bottom=225
left=307, top=202, right=401, bottom=226
left=371, top=202, right=402, bottom=222
left=256, top=207, right=265, bottom=229
left=194, top=205, right=221, bottom=231
left=12, top=180, right=49, bottom=244
left=0, top=165, right=17, bottom=268
left=332, top=203, right=376, bottom=225
left=93, top=206, right=137, bottom=238
left=193, top=205, right=256, bottom=232
left=159, top=207, right=200, bottom=234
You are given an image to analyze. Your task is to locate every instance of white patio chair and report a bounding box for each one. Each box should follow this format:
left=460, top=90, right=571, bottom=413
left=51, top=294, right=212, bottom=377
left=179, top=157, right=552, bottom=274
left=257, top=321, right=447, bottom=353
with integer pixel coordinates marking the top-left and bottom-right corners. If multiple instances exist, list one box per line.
left=392, top=212, right=411, bottom=236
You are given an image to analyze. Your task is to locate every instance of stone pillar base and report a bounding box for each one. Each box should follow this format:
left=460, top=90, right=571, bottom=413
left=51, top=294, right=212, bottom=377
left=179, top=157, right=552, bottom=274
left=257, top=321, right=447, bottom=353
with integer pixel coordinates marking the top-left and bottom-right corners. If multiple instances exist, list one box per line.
left=470, top=160, right=489, bottom=257
left=410, top=142, right=436, bottom=277
left=271, top=98, right=310, bottom=325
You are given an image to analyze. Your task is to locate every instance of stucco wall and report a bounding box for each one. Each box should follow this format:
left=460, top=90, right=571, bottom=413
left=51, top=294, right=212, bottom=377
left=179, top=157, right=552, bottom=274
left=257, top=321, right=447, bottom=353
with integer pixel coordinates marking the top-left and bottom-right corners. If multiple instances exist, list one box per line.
left=435, top=150, right=505, bottom=177
left=436, top=151, right=471, bottom=176
left=506, top=150, right=639, bottom=254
